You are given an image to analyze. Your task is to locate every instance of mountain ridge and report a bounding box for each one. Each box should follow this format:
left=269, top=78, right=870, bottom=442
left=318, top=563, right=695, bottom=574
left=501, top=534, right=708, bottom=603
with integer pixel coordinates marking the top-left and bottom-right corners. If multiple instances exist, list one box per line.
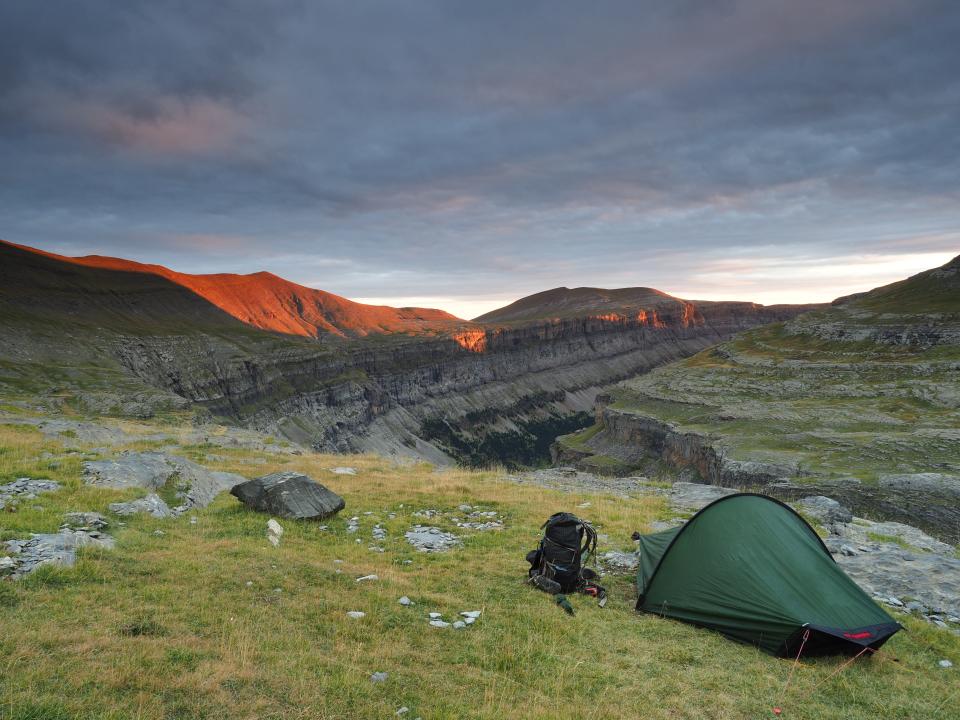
left=0, top=239, right=464, bottom=339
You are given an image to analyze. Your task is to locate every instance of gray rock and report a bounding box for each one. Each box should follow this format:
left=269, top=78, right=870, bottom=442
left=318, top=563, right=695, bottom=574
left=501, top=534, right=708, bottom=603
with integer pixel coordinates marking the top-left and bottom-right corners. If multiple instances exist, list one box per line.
left=601, top=550, right=640, bottom=571
left=398, top=596, right=413, bottom=606
left=62, top=512, right=109, bottom=530
left=839, top=545, right=857, bottom=557
left=429, top=619, right=451, bottom=628
left=109, top=493, right=171, bottom=518
left=346, top=611, right=366, bottom=619
left=405, top=526, right=460, bottom=552
left=0, top=479, right=60, bottom=508
left=230, top=471, right=345, bottom=520
left=795, top=496, right=853, bottom=525
left=831, top=517, right=953, bottom=554
left=84, top=452, right=242, bottom=510
left=668, top=482, right=737, bottom=511
left=330, top=467, right=357, bottom=475
left=370, top=672, right=389, bottom=683
left=3, top=528, right=115, bottom=578
left=939, top=659, right=953, bottom=668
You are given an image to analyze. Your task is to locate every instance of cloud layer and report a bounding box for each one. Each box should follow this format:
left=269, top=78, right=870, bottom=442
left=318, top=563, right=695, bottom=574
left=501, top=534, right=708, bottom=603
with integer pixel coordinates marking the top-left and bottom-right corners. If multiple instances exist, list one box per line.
left=3, top=1, right=959, bottom=317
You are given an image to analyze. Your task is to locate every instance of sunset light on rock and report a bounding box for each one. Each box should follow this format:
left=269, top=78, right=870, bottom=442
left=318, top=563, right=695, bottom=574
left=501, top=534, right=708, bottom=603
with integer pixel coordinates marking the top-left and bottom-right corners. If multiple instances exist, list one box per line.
left=1, top=3, right=958, bottom=718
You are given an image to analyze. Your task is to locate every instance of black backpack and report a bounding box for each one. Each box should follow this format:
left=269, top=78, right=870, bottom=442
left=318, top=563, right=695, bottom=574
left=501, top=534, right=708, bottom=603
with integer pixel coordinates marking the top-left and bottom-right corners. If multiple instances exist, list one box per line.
left=526, top=512, right=598, bottom=593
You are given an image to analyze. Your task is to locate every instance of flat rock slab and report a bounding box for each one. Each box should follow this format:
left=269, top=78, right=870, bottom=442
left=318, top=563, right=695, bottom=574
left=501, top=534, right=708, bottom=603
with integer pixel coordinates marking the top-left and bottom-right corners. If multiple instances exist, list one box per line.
left=668, top=482, right=737, bottom=511
left=825, top=538, right=960, bottom=620
left=230, top=471, right=345, bottom=520
left=84, top=452, right=243, bottom=509
left=3, top=529, right=115, bottom=579
left=109, top=493, right=172, bottom=518
left=834, top=518, right=954, bottom=555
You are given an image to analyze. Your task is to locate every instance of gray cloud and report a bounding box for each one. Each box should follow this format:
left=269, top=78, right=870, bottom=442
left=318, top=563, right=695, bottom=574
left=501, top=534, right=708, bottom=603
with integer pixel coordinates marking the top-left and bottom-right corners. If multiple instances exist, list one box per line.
left=2, top=1, right=959, bottom=315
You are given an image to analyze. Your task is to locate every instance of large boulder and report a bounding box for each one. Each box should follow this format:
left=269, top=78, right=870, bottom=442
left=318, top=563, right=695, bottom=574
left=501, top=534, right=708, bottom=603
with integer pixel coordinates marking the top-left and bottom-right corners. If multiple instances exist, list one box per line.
left=230, top=471, right=345, bottom=520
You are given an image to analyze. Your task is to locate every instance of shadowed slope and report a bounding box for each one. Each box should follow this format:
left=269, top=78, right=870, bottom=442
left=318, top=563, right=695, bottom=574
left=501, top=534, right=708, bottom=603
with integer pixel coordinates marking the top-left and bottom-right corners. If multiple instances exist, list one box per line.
left=1, top=239, right=463, bottom=338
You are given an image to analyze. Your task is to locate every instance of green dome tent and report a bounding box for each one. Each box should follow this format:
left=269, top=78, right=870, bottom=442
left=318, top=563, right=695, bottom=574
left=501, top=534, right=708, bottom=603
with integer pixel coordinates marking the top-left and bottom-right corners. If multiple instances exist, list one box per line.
left=636, top=494, right=901, bottom=656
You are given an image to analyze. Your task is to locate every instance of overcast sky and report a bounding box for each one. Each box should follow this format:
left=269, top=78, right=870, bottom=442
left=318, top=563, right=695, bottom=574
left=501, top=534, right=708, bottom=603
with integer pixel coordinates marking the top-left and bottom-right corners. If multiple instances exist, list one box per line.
left=3, top=1, right=958, bottom=318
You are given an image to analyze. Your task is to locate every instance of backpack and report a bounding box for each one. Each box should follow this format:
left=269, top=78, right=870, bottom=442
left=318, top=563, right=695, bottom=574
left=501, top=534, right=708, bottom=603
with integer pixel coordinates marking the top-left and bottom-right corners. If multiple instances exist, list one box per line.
left=526, top=512, right=598, bottom=593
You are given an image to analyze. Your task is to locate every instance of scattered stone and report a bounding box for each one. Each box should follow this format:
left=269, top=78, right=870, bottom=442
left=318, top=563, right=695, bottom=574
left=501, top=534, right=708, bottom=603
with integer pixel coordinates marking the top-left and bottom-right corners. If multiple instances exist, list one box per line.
left=109, top=493, right=172, bottom=518
left=245, top=581, right=253, bottom=587
left=0, top=478, right=60, bottom=510
left=370, top=672, right=388, bottom=683
left=231, top=471, right=345, bottom=520
left=429, top=620, right=451, bottom=628
left=453, top=621, right=466, bottom=629
left=347, top=517, right=360, bottom=533
left=152, top=529, right=165, bottom=537
left=330, top=467, right=357, bottom=475
left=601, top=550, right=640, bottom=571
left=190, top=516, right=198, bottom=525
left=0, top=556, right=16, bottom=574
left=62, top=512, right=109, bottom=530
left=577, top=502, right=592, bottom=508
left=939, top=659, right=953, bottom=668
left=460, top=610, right=481, bottom=619
left=405, top=526, right=460, bottom=552
left=906, top=601, right=926, bottom=613
left=267, top=518, right=284, bottom=547
left=839, top=545, right=857, bottom=557
left=356, top=574, right=378, bottom=582
left=886, top=596, right=904, bottom=607
left=396, top=708, right=409, bottom=717
left=398, top=596, right=414, bottom=606
left=346, top=611, right=366, bottom=619
left=796, top=496, right=853, bottom=525
left=464, top=617, right=476, bottom=625
left=372, top=524, right=387, bottom=541
left=428, top=612, right=442, bottom=619
left=454, top=509, right=504, bottom=531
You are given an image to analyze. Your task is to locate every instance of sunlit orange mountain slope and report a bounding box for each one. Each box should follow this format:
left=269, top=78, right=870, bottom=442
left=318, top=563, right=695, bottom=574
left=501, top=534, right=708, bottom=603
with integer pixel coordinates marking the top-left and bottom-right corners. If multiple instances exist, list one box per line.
left=1, top=239, right=462, bottom=338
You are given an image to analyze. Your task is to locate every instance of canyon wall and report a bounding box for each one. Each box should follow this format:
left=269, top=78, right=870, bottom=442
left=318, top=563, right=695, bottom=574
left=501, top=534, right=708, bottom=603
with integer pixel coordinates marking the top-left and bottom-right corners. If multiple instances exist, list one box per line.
left=114, top=302, right=809, bottom=465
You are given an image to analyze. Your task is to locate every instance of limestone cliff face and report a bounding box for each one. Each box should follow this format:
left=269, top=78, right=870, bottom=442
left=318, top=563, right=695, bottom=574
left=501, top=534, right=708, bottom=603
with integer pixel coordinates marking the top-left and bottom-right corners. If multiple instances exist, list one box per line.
left=111, top=301, right=810, bottom=464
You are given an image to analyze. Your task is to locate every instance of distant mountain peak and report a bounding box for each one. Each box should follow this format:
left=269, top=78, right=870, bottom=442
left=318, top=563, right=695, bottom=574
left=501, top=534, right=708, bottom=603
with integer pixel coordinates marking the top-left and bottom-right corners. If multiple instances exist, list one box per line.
left=0, top=239, right=464, bottom=338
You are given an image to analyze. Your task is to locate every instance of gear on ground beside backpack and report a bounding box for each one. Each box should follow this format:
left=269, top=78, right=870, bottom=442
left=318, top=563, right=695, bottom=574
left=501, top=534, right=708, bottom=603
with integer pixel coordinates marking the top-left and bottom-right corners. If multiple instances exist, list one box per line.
left=526, top=512, right=605, bottom=606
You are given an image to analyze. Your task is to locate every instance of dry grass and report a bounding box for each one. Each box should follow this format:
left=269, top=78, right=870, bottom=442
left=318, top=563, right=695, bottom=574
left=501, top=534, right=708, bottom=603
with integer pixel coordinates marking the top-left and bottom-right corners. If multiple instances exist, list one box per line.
left=1, top=422, right=958, bottom=720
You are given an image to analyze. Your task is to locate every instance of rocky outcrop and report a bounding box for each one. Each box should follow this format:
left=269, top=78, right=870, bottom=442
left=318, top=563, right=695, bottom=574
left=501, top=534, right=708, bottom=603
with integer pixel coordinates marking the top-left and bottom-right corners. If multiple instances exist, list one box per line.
left=230, top=471, right=345, bottom=520
left=563, top=404, right=960, bottom=541
left=84, top=452, right=244, bottom=511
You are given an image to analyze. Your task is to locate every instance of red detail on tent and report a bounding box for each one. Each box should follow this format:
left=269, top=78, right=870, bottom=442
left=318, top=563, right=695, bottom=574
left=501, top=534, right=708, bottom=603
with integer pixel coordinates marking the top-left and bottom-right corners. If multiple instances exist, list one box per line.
left=843, top=631, right=872, bottom=640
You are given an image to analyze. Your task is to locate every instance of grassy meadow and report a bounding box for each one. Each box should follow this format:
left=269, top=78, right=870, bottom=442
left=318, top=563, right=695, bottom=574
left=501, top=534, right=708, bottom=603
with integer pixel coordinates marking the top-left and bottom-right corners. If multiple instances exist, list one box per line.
left=0, top=420, right=958, bottom=719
